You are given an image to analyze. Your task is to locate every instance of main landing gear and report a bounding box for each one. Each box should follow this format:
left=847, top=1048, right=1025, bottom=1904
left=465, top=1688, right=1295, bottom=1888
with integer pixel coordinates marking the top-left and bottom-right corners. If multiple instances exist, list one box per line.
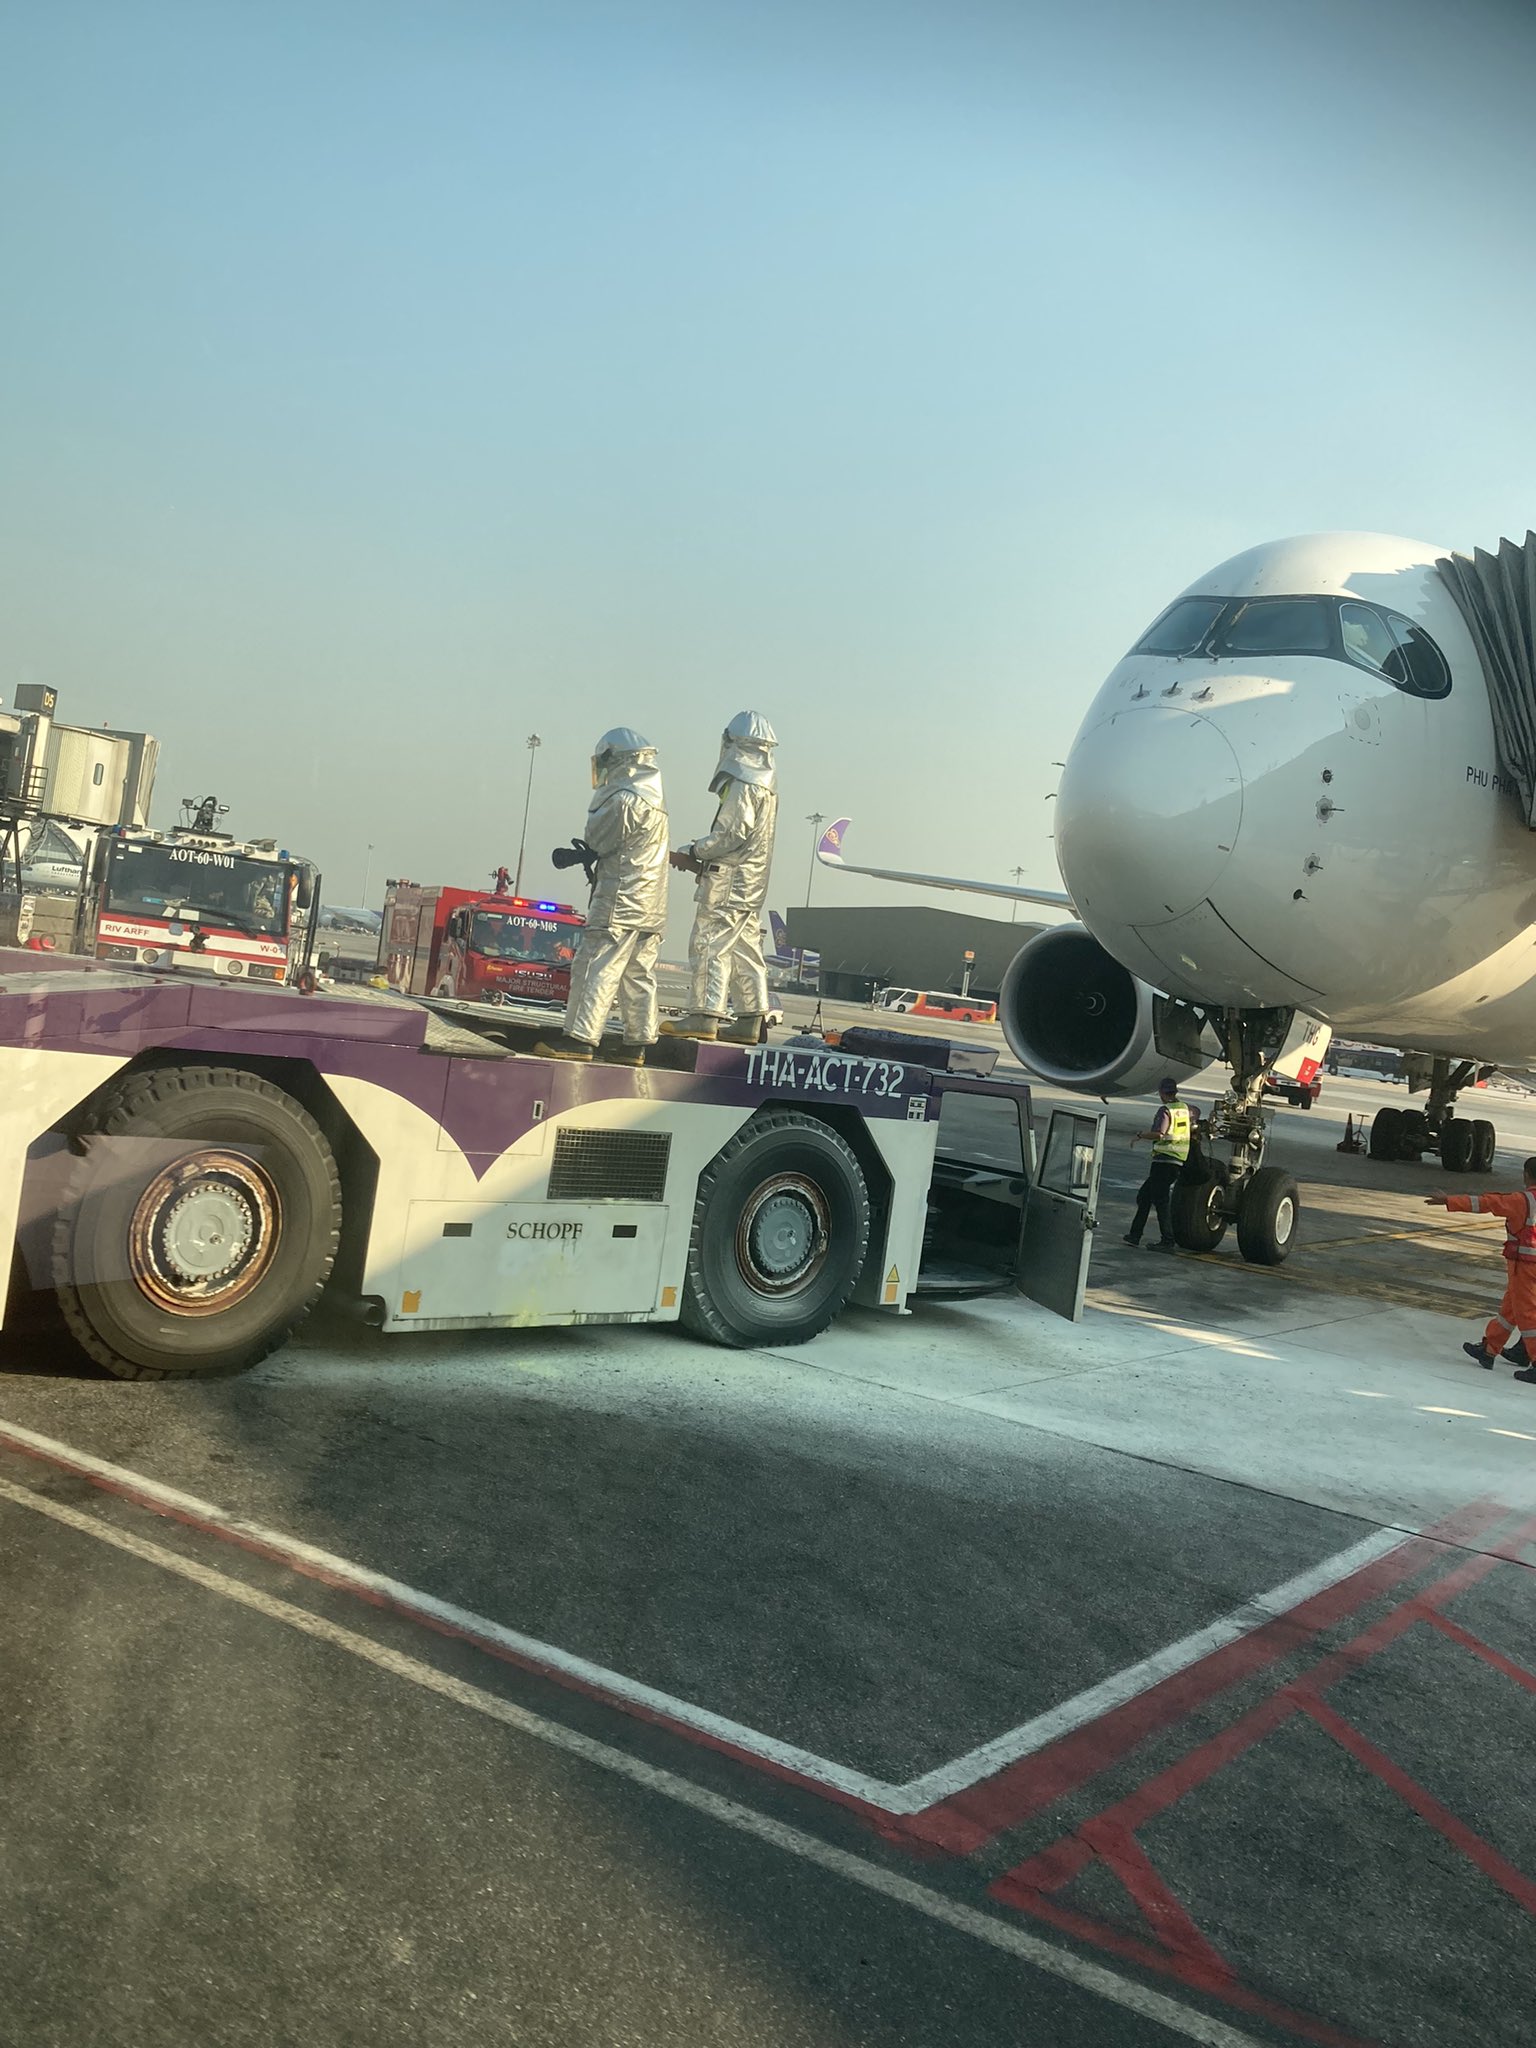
left=1169, top=1005, right=1300, bottom=1266
left=1367, top=1055, right=1497, bottom=1174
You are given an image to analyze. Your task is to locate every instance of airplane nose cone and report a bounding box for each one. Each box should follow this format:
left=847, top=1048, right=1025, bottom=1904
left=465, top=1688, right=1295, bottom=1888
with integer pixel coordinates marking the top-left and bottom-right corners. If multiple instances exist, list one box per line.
left=1056, top=707, right=1243, bottom=926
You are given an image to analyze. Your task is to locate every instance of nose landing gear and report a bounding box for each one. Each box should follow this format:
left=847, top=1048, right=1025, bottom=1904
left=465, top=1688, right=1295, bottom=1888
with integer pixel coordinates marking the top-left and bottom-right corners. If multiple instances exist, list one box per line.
left=1170, top=1005, right=1302, bottom=1264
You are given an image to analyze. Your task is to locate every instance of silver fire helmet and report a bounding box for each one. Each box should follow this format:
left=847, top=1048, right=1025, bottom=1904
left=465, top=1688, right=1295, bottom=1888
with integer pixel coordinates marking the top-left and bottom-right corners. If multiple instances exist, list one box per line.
left=591, top=727, right=664, bottom=806
left=711, top=709, right=777, bottom=793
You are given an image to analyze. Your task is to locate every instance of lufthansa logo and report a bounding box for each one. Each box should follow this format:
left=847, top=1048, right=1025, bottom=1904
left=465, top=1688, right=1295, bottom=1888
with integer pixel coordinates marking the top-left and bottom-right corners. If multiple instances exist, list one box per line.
left=507, top=1220, right=583, bottom=1242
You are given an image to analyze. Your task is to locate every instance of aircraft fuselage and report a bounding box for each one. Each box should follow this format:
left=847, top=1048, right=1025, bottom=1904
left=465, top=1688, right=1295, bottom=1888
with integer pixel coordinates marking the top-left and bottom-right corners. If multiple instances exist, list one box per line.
left=1055, top=532, right=1536, bottom=1061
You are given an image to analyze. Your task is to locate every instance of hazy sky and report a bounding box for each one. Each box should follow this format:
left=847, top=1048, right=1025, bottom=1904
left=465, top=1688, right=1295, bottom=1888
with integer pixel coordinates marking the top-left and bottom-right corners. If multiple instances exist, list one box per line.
left=3, top=0, right=1535, bottom=941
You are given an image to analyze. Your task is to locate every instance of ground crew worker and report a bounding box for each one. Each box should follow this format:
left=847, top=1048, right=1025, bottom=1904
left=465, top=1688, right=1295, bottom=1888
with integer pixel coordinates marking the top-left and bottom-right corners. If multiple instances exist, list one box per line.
left=535, top=728, right=668, bottom=1066
left=1428, top=1159, right=1536, bottom=1381
left=1124, top=1077, right=1190, bottom=1251
left=662, top=710, right=778, bottom=1044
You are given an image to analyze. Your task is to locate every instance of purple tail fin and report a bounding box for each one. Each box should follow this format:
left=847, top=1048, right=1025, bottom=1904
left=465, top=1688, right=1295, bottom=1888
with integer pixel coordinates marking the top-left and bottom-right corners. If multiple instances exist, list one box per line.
left=817, top=817, right=852, bottom=862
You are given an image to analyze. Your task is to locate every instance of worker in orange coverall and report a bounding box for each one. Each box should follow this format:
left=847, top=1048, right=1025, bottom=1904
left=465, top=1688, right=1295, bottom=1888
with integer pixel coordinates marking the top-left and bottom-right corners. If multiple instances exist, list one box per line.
left=1427, top=1155, right=1536, bottom=1381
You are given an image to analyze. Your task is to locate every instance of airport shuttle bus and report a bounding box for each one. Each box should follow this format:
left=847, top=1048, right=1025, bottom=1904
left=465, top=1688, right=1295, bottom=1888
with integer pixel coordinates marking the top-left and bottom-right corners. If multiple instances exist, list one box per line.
left=876, top=987, right=999, bottom=1025
left=0, top=951, right=1105, bottom=1381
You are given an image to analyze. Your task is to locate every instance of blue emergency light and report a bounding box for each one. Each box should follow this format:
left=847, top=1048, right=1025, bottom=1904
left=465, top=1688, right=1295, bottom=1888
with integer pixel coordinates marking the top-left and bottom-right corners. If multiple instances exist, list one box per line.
left=537, top=901, right=556, bottom=911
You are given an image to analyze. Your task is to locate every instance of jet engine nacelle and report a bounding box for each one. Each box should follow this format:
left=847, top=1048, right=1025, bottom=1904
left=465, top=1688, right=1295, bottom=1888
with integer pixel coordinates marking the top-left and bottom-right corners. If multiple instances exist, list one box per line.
left=998, top=923, right=1204, bottom=1097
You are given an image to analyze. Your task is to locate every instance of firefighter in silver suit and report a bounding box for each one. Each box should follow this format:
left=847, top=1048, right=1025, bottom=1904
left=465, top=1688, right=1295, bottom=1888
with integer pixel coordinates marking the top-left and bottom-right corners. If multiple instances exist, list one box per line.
left=663, top=711, right=778, bottom=1043
left=536, top=729, right=669, bottom=1065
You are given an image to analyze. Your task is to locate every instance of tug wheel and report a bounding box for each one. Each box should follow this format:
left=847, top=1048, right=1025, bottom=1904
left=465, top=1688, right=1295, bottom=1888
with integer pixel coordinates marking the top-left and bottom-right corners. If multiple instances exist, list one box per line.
left=51, top=1066, right=341, bottom=1380
left=681, top=1110, right=870, bottom=1347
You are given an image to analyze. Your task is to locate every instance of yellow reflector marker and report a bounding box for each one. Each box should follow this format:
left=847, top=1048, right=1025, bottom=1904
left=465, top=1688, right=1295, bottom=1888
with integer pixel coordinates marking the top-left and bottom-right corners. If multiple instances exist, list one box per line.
left=660, top=1286, right=677, bottom=1309
left=401, top=1290, right=421, bottom=1314
left=883, top=1265, right=900, bottom=1305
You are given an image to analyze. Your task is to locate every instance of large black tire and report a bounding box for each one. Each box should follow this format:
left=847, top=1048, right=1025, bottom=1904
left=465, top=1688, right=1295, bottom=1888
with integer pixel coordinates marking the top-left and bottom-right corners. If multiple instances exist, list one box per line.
left=1440, top=1117, right=1475, bottom=1173
left=680, top=1109, right=870, bottom=1347
left=1235, top=1167, right=1300, bottom=1266
left=1399, top=1108, right=1430, bottom=1160
left=1170, top=1176, right=1229, bottom=1252
left=1369, top=1107, right=1402, bottom=1160
left=1472, top=1118, right=1497, bottom=1173
left=51, top=1066, right=341, bottom=1381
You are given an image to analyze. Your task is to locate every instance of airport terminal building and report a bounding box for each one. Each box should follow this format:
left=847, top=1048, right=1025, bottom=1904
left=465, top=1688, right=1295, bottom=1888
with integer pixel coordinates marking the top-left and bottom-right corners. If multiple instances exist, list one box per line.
left=785, top=904, right=1041, bottom=1003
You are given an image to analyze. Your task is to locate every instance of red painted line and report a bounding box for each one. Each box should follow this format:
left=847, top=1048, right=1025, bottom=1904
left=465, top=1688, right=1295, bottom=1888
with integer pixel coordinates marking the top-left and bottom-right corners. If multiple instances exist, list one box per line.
left=998, top=1833, right=1098, bottom=1896
left=987, top=1510, right=1536, bottom=2048
left=989, top=1878, right=1387, bottom=2048
left=1302, top=1696, right=1536, bottom=1917
left=907, top=1497, right=1508, bottom=1854
left=1044, top=1508, right=1536, bottom=1843
left=1423, top=1611, right=1536, bottom=1694
left=1082, top=1820, right=1237, bottom=1985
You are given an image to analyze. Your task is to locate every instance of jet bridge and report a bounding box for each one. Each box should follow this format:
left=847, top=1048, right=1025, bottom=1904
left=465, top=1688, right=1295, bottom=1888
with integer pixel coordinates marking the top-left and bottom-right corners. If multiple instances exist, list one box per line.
left=1438, top=530, right=1536, bottom=825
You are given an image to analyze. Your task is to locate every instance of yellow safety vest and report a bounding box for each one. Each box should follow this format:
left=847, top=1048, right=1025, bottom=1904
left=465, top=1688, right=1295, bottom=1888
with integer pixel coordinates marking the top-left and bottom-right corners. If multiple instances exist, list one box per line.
left=1152, top=1099, right=1192, bottom=1163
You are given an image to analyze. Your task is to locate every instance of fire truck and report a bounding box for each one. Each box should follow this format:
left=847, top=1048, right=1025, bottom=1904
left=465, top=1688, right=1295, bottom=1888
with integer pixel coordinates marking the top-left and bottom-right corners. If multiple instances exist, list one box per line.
left=85, top=814, right=321, bottom=986
left=380, top=877, right=583, bottom=1007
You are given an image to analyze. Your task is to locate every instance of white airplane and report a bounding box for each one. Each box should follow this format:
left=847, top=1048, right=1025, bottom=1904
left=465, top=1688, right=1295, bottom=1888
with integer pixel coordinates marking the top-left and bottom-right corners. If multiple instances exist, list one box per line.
left=319, top=905, right=383, bottom=935
left=818, top=528, right=1536, bottom=1264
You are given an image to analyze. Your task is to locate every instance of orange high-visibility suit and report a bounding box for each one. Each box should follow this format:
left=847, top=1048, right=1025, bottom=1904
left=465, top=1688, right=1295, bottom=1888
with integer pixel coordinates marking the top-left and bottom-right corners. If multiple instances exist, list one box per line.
left=1445, top=1190, right=1536, bottom=1361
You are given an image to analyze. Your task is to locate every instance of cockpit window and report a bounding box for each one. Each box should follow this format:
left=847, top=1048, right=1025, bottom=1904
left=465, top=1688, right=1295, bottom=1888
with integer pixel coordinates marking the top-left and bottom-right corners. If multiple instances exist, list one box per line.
left=1339, top=601, right=1450, bottom=697
left=1133, top=595, right=1226, bottom=655
left=1386, top=613, right=1452, bottom=698
left=1126, top=589, right=1453, bottom=699
left=1339, top=603, right=1407, bottom=683
left=1217, top=597, right=1332, bottom=656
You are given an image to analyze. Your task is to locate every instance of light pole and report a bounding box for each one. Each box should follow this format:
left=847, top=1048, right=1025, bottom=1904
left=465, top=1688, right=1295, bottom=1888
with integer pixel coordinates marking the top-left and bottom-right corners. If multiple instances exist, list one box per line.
left=513, top=734, right=542, bottom=897
left=361, top=844, right=375, bottom=908
left=1009, top=865, right=1026, bottom=922
left=804, top=812, right=826, bottom=907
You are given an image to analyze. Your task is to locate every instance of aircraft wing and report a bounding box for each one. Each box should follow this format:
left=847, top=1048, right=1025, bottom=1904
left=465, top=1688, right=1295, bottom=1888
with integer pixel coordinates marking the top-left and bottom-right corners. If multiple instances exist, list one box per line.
left=814, top=819, right=1073, bottom=910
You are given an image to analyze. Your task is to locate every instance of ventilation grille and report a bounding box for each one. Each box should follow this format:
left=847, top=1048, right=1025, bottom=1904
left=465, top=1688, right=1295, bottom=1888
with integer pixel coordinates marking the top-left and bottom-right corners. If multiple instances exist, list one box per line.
left=547, top=1128, right=672, bottom=1203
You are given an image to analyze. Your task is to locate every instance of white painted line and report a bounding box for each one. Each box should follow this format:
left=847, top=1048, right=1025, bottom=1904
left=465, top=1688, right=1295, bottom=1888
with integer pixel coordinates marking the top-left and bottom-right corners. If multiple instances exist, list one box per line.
left=1489, top=1429, right=1536, bottom=1442
left=1420, top=1407, right=1484, bottom=1418
left=0, top=1417, right=1410, bottom=1821
left=0, top=1417, right=886, bottom=1809
left=1348, top=1389, right=1391, bottom=1399
left=0, top=1472, right=1268, bottom=2048
left=890, top=1527, right=1406, bottom=1809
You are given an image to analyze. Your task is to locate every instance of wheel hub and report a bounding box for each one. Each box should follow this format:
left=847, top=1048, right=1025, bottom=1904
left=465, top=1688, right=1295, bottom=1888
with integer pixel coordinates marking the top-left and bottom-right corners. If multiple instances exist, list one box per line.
left=736, top=1174, right=831, bottom=1296
left=128, top=1150, right=281, bottom=1316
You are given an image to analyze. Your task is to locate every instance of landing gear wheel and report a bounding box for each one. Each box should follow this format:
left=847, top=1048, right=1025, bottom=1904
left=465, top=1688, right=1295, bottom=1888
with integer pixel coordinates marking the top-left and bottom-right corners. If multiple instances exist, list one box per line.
left=1472, top=1118, right=1497, bottom=1173
left=1235, top=1167, right=1300, bottom=1266
left=680, top=1109, right=870, bottom=1347
left=1170, top=1177, right=1229, bottom=1253
left=1399, top=1109, right=1430, bottom=1160
left=1369, top=1107, right=1402, bottom=1160
left=1439, top=1117, right=1475, bottom=1174
left=50, top=1065, right=342, bottom=1380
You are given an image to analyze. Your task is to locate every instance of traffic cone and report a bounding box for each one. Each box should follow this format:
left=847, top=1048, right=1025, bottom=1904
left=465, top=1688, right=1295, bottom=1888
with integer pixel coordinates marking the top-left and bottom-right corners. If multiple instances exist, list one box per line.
left=1337, top=1113, right=1360, bottom=1154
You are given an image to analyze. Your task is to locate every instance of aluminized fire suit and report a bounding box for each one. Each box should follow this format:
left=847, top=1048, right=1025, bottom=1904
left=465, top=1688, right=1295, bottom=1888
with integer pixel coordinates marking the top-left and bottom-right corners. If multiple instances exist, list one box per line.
left=562, top=730, right=669, bottom=1048
left=676, top=712, right=778, bottom=1026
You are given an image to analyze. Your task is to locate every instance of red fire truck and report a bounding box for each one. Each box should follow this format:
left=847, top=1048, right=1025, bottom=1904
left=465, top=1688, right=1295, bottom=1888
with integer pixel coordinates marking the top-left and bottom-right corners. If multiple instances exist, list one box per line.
left=380, top=879, right=583, bottom=1007
left=86, top=825, right=320, bottom=985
